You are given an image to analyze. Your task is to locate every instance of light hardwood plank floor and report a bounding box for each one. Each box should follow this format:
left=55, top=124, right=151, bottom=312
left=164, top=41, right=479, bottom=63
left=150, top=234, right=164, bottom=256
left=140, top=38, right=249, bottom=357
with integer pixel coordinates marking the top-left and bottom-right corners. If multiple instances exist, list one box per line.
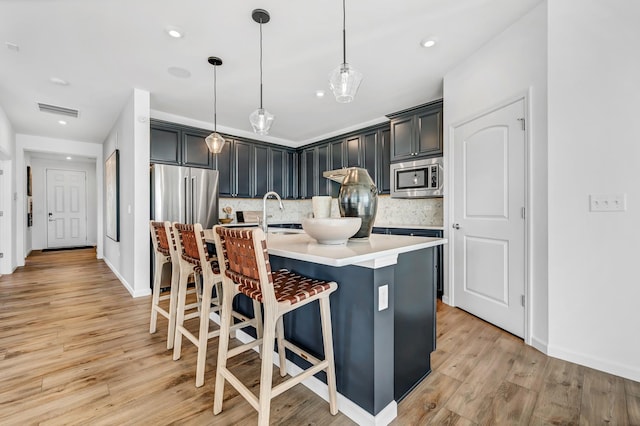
left=0, top=249, right=638, bottom=425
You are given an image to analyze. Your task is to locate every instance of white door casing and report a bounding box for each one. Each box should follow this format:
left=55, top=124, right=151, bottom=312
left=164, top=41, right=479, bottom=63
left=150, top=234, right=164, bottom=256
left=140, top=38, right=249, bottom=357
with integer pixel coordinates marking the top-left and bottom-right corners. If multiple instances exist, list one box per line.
left=47, top=169, right=88, bottom=248
left=451, top=99, right=526, bottom=337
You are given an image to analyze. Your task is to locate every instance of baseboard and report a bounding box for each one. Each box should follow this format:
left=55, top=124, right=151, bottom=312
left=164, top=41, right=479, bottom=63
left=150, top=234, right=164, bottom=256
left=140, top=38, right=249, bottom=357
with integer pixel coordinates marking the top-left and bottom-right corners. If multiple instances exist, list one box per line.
left=441, top=295, right=451, bottom=305
left=530, top=335, right=548, bottom=354
left=102, top=257, right=135, bottom=297
left=547, top=343, right=640, bottom=382
left=210, top=312, right=398, bottom=426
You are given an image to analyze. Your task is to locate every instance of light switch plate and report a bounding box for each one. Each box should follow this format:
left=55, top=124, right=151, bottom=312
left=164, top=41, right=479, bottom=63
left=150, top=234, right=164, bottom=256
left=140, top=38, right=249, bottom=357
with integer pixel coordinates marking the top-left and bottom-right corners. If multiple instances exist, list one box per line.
left=378, top=284, right=388, bottom=311
left=589, top=194, right=627, bottom=212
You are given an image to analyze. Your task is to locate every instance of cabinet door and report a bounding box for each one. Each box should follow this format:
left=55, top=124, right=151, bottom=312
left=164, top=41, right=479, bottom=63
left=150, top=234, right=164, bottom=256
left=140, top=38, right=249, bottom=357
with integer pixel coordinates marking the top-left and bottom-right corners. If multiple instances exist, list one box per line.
left=150, top=125, right=181, bottom=164
left=253, top=145, right=269, bottom=198
left=416, top=107, right=443, bottom=157
left=269, top=148, right=285, bottom=197
left=300, top=148, right=316, bottom=199
left=215, top=140, right=233, bottom=197
left=345, top=135, right=361, bottom=167
left=183, top=130, right=212, bottom=168
left=234, top=140, right=253, bottom=198
left=379, top=128, right=391, bottom=194
left=390, top=116, right=414, bottom=161
left=317, top=144, right=331, bottom=196
left=286, top=150, right=298, bottom=199
left=329, top=140, right=344, bottom=198
left=362, top=131, right=378, bottom=188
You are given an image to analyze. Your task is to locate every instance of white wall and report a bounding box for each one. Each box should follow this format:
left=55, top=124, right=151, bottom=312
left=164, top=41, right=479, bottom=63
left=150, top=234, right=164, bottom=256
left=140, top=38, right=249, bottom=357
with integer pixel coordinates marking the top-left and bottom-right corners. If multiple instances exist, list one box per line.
left=547, top=0, right=640, bottom=381
left=102, top=88, right=150, bottom=297
left=15, top=134, right=104, bottom=265
left=29, top=157, right=97, bottom=250
left=0, top=104, right=16, bottom=274
left=443, top=2, right=548, bottom=349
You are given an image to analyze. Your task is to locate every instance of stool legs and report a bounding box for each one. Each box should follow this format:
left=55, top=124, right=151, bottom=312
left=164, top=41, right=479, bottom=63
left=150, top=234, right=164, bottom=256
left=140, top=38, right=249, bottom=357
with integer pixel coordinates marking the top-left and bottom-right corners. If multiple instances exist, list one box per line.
left=213, top=287, right=234, bottom=415
left=276, top=316, right=286, bottom=377
left=320, top=297, right=338, bottom=415
left=172, top=267, right=191, bottom=361
left=149, top=256, right=165, bottom=334
left=194, top=280, right=219, bottom=387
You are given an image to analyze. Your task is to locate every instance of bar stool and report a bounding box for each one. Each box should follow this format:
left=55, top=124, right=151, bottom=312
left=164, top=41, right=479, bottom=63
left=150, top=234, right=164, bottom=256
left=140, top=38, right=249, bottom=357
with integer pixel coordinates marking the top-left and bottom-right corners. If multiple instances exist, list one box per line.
left=172, top=223, right=263, bottom=388
left=212, top=226, right=338, bottom=425
left=149, top=221, right=201, bottom=349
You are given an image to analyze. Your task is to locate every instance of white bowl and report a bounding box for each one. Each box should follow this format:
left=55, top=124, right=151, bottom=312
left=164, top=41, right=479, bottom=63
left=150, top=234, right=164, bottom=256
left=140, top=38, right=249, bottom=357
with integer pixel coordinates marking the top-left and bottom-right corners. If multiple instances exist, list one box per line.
left=302, top=217, right=362, bottom=245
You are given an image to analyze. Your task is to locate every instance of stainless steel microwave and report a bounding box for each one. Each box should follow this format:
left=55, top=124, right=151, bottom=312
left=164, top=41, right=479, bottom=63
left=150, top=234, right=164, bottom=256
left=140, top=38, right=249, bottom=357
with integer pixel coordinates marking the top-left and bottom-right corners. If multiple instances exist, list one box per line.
left=390, top=157, right=443, bottom=198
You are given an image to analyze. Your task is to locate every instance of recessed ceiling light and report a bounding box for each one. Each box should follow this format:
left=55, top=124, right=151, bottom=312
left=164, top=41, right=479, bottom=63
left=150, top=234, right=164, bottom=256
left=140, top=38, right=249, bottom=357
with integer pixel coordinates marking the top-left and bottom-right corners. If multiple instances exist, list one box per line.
left=58, top=120, right=67, bottom=125
left=50, top=77, right=69, bottom=86
left=66, top=156, right=72, bottom=160
left=165, top=26, right=184, bottom=39
left=420, top=37, right=438, bottom=48
left=167, top=67, right=191, bottom=78
left=315, top=90, right=325, bottom=98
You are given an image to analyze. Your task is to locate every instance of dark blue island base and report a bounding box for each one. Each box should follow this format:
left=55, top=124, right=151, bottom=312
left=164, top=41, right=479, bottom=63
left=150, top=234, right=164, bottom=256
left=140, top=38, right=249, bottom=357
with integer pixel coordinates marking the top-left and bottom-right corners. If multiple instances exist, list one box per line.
left=233, top=247, right=437, bottom=422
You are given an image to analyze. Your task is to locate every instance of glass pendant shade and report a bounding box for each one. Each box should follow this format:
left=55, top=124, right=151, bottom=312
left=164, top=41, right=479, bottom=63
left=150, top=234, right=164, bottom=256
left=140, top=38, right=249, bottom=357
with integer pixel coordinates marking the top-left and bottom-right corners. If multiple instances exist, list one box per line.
left=205, top=132, right=225, bottom=154
left=329, top=62, right=363, bottom=103
left=249, top=108, right=274, bottom=135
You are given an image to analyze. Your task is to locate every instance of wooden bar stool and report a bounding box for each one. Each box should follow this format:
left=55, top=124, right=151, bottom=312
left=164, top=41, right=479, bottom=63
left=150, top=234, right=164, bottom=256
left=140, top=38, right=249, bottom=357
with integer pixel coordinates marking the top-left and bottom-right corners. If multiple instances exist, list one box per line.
left=212, top=226, right=338, bottom=425
left=150, top=221, right=200, bottom=349
left=173, top=223, right=263, bottom=388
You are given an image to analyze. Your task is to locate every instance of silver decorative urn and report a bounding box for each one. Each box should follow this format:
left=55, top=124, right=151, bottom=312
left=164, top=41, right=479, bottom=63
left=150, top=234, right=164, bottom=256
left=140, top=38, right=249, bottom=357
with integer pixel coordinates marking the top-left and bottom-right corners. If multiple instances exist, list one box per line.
left=338, top=168, right=378, bottom=239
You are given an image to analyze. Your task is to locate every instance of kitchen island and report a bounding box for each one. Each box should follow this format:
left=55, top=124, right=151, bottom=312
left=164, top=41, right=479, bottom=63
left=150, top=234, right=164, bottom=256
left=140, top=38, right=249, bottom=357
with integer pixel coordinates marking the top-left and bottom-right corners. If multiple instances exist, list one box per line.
left=220, top=231, right=447, bottom=425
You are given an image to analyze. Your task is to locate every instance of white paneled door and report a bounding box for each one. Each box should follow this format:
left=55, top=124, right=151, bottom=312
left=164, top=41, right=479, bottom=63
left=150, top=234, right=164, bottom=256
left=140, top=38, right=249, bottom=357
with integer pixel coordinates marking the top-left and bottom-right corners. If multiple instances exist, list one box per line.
left=452, top=99, right=526, bottom=337
left=46, top=169, right=87, bottom=248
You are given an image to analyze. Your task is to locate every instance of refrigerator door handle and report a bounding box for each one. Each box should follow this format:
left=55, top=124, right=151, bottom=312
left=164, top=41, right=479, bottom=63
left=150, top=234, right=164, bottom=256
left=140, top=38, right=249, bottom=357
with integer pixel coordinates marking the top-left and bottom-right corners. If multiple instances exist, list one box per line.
left=191, top=176, right=197, bottom=224
left=184, top=175, right=189, bottom=223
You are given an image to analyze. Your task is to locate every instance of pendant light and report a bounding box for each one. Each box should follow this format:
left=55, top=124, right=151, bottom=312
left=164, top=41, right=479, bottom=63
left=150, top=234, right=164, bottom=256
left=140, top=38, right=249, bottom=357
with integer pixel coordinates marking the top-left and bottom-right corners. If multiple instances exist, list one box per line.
left=329, top=0, right=363, bottom=103
left=249, top=9, right=274, bottom=135
left=205, top=56, right=225, bottom=154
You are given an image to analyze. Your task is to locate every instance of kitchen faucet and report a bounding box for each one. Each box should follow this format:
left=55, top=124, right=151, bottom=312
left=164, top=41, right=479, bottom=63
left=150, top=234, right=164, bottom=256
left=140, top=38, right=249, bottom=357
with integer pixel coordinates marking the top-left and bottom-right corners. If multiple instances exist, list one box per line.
left=262, top=191, right=284, bottom=234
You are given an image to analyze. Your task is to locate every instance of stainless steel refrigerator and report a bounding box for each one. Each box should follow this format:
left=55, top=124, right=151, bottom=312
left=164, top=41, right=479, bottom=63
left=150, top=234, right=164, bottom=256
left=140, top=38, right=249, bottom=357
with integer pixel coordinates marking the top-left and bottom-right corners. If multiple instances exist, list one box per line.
left=150, top=164, right=219, bottom=227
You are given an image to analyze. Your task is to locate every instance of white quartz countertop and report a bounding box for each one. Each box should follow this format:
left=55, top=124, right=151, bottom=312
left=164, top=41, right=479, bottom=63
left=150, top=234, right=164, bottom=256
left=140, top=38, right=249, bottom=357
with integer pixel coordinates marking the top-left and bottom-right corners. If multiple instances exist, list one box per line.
left=266, top=233, right=447, bottom=269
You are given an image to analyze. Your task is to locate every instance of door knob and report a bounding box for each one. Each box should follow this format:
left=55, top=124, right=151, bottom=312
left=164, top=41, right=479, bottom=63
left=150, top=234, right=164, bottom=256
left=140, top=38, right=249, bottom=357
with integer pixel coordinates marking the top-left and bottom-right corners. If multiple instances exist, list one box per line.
left=452, top=223, right=460, bottom=230
left=48, top=212, right=54, bottom=222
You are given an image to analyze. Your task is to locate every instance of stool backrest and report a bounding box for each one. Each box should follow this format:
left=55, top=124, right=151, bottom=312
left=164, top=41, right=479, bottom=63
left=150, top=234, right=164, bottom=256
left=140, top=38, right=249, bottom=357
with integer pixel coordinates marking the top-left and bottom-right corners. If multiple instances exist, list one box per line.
left=150, top=221, right=172, bottom=256
left=173, top=223, right=210, bottom=267
left=213, top=226, right=276, bottom=306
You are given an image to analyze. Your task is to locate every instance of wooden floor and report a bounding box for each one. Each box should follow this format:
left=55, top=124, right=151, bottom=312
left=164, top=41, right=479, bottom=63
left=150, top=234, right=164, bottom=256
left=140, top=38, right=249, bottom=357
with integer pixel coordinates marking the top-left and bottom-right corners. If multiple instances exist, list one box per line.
left=0, top=249, right=638, bottom=425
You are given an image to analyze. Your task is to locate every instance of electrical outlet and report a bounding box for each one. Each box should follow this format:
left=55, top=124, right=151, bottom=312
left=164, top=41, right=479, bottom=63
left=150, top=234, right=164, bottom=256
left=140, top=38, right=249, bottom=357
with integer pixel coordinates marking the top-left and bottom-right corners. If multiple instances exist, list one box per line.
left=589, top=194, right=627, bottom=212
left=378, top=284, right=388, bottom=311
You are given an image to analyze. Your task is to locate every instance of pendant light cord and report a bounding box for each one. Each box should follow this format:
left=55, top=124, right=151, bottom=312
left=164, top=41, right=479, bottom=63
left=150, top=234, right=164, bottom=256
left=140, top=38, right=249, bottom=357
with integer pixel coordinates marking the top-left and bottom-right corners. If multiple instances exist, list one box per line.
left=213, top=65, right=218, bottom=131
left=259, top=20, right=264, bottom=109
left=342, top=0, right=347, bottom=65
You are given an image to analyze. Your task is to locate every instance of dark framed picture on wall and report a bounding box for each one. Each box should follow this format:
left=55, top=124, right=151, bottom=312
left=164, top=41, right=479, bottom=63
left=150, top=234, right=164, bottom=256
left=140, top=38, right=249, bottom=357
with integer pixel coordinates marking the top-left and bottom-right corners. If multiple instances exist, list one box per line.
left=26, top=166, right=32, bottom=196
left=105, top=149, right=120, bottom=241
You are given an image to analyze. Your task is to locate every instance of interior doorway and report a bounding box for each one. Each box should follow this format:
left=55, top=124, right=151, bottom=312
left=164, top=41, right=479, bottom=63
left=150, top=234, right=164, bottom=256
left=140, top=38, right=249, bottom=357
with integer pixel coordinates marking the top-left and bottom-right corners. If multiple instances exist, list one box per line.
left=451, top=98, right=527, bottom=338
left=46, top=168, right=88, bottom=248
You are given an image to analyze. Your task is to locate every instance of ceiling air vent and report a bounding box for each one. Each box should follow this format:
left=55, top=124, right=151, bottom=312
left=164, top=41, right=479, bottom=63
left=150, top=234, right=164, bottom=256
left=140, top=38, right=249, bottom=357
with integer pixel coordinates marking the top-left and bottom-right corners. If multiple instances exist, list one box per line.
left=37, top=103, right=79, bottom=118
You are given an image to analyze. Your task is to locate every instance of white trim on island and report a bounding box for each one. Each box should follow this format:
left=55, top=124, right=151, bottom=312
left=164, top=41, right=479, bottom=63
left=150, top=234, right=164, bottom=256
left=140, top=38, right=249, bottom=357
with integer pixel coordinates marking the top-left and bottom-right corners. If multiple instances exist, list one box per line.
left=266, top=233, right=447, bottom=268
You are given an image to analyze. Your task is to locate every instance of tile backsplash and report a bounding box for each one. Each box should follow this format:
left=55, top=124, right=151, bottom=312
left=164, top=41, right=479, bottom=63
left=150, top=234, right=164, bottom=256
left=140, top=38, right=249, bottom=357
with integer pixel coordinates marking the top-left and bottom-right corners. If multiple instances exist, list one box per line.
left=219, top=195, right=443, bottom=227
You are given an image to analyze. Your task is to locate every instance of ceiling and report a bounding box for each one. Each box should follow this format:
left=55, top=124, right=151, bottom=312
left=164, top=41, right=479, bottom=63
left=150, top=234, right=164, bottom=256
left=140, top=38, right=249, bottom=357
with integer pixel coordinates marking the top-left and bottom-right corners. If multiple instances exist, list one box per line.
left=0, top=0, right=542, bottom=148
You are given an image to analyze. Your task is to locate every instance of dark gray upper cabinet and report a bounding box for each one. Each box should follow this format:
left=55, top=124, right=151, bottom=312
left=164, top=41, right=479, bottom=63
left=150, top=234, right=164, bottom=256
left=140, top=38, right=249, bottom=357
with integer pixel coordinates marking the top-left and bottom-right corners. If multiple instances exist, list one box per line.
left=269, top=147, right=285, bottom=198
left=285, top=150, right=298, bottom=199
left=317, top=144, right=331, bottom=196
left=214, top=138, right=234, bottom=197
left=345, top=135, right=361, bottom=167
left=151, top=120, right=212, bottom=168
left=387, top=100, right=443, bottom=162
left=182, top=130, right=212, bottom=168
left=150, top=123, right=181, bottom=164
left=253, top=145, right=269, bottom=198
left=234, top=140, right=253, bottom=198
left=300, top=148, right=316, bottom=199
left=380, top=128, right=391, bottom=194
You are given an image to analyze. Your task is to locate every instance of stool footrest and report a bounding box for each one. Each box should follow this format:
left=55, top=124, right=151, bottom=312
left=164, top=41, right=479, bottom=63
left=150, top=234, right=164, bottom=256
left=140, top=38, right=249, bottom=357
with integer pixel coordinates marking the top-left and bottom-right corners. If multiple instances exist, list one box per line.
left=272, top=360, right=329, bottom=399
left=227, top=337, right=263, bottom=359
left=282, top=340, right=322, bottom=366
